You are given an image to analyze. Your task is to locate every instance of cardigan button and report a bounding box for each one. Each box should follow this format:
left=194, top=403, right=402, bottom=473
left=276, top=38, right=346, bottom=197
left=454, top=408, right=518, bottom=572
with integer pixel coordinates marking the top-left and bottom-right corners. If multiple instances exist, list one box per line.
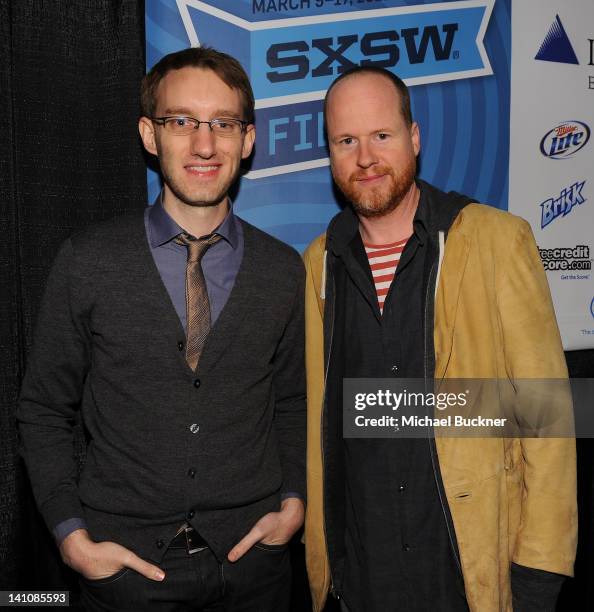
left=156, top=539, right=164, bottom=549
left=188, top=468, right=196, bottom=478
left=178, top=341, right=184, bottom=351
left=193, top=379, right=201, bottom=389
left=187, top=510, right=195, bottom=519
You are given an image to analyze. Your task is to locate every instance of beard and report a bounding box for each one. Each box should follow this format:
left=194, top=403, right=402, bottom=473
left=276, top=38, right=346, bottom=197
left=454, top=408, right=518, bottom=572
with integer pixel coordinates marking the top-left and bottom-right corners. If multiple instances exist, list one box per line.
left=333, top=154, right=417, bottom=219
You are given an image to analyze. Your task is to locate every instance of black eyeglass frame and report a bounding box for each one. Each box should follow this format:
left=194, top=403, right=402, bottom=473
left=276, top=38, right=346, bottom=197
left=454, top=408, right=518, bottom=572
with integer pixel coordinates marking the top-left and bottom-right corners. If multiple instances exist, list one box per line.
left=151, top=116, right=249, bottom=134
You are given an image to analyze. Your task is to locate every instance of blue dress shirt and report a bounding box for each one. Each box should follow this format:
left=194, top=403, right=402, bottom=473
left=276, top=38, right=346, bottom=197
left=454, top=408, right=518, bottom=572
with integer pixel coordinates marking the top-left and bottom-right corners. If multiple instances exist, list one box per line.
left=145, top=197, right=244, bottom=330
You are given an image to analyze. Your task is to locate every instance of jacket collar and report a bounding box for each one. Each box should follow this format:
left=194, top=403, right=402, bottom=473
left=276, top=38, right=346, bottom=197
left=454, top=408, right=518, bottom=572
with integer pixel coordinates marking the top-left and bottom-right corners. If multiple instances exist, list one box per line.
left=326, top=178, right=473, bottom=256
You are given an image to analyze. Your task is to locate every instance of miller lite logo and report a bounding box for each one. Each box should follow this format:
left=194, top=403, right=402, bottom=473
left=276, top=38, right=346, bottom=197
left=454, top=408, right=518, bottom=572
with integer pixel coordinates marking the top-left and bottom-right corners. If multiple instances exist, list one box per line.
left=540, top=121, right=591, bottom=159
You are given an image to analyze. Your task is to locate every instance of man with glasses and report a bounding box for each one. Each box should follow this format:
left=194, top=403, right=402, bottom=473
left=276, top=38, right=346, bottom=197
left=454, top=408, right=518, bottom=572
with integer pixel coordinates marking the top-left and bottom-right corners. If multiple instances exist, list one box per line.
left=18, top=47, right=305, bottom=611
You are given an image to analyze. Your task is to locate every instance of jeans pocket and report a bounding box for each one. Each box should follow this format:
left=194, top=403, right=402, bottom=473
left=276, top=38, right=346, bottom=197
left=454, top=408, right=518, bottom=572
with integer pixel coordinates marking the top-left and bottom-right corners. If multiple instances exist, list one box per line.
left=81, top=567, right=130, bottom=586
left=253, top=542, right=289, bottom=552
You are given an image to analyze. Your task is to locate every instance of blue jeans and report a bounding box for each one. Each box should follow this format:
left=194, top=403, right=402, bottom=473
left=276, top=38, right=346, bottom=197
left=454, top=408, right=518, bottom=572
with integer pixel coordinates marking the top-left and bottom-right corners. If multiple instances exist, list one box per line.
left=79, top=542, right=291, bottom=611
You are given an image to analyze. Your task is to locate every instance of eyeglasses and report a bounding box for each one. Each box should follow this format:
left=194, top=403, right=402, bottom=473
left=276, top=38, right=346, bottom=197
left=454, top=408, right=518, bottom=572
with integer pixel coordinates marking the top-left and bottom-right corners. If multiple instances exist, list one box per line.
left=152, top=116, right=248, bottom=137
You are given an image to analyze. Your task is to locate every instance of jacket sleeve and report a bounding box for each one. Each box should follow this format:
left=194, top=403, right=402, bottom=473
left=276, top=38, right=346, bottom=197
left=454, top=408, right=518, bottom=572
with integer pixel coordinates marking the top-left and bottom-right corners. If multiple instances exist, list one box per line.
left=17, top=237, right=91, bottom=533
left=496, top=218, right=577, bottom=577
left=272, top=256, right=307, bottom=500
left=303, top=238, right=332, bottom=612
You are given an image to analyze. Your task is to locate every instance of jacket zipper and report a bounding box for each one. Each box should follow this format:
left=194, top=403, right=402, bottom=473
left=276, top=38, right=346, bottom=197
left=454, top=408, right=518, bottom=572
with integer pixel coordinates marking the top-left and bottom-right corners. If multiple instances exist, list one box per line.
left=321, top=253, right=338, bottom=599
left=424, top=251, right=464, bottom=578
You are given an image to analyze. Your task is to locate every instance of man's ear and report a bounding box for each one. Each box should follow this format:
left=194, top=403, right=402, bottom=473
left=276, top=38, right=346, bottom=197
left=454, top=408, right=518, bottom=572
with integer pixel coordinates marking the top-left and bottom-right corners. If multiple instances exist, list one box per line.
left=241, top=124, right=256, bottom=160
left=139, top=117, right=158, bottom=156
left=411, top=121, right=421, bottom=157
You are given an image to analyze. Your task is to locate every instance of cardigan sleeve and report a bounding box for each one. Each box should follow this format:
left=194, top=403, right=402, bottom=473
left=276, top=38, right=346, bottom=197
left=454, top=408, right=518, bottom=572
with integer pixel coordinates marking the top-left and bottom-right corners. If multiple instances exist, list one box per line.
left=271, top=256, right=307, bottom=501
left=17, top=237, right=91, bottom=533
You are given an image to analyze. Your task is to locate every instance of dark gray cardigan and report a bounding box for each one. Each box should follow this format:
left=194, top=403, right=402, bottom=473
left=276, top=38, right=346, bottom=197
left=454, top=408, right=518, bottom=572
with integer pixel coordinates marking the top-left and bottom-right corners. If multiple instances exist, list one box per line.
left=17, top=212, right=306, bottom=562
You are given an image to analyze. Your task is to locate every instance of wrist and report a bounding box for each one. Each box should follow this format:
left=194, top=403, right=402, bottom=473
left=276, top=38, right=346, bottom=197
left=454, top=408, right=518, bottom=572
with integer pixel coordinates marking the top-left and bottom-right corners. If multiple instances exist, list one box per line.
left=280, top=497, right=305, bottom=530
left=59, top=529, right=92, bottom=566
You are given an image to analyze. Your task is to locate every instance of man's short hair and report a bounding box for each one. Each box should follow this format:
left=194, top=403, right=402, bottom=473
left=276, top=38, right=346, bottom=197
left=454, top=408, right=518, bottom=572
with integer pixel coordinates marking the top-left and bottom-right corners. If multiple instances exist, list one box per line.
left=140, top=47, right=255, bottom=124
left=324, top=66, right=413, bottom=127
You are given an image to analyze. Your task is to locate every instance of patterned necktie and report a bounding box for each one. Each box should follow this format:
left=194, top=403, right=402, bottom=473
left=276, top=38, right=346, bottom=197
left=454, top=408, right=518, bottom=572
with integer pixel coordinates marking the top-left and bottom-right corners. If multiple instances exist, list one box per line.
left=176, top=232, right=221, bottom=371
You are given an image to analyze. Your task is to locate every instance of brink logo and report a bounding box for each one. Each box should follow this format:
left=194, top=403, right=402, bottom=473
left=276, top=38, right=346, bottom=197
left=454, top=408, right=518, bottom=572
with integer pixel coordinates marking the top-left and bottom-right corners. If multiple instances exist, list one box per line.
left=540, top=181, right=586, bottom=229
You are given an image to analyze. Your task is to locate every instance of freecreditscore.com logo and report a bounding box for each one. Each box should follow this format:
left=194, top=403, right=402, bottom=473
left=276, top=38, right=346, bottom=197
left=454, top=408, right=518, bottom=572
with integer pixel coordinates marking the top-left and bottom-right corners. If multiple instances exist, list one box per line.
left=539, top=245, right=591, bottom=272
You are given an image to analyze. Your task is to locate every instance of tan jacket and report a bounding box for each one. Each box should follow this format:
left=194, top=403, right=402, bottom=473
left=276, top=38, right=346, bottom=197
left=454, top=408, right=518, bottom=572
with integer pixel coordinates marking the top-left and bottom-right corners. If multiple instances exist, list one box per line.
left=304, top=203, right=577, bottom=611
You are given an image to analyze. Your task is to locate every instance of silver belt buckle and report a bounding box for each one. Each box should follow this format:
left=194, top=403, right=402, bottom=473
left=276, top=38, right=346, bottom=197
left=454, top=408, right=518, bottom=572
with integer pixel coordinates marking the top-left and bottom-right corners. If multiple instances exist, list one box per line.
left=185, top=526, right=207, bottom=555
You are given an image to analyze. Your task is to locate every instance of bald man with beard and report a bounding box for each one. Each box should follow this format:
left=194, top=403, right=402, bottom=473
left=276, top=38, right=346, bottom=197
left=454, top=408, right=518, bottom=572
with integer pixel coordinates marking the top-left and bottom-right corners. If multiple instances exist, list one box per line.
left=304, top=67, right=576, bottom=612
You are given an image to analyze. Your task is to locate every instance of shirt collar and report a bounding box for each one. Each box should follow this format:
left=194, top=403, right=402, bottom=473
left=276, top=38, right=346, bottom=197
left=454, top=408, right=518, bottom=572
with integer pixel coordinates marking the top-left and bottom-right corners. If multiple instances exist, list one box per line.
left=411, top=182, right=429, bottom=246
left=148, top=192, right=239, bottom=250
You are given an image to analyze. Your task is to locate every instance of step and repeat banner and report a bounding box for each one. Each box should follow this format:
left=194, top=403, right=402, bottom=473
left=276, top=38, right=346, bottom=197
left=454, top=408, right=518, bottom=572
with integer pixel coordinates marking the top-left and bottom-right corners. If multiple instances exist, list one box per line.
left=509, top=0, right=593, bottom=349
left=145, top=0, right=593, bottom=349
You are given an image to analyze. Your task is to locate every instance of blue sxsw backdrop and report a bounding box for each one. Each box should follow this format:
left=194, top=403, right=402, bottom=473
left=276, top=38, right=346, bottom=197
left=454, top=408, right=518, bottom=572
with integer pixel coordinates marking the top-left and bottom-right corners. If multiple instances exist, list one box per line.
left=146, top=0, right=510, bottom=252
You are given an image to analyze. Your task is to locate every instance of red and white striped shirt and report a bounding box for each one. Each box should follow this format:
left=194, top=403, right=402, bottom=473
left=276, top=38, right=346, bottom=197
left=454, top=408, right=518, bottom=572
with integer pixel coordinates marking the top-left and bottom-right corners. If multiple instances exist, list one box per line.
left=364, top=237, right=410, bottom=313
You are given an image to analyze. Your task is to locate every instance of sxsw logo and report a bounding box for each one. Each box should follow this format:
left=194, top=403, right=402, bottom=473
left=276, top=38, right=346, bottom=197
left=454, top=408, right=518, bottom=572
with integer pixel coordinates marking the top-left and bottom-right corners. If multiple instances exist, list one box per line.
left=266, top=24, right=460, bottom=84
left=177, top=0, right=494, bottom=178
left=540, top=121, right=590, bottom=160
left=540, top=181, right=586, bottom=229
